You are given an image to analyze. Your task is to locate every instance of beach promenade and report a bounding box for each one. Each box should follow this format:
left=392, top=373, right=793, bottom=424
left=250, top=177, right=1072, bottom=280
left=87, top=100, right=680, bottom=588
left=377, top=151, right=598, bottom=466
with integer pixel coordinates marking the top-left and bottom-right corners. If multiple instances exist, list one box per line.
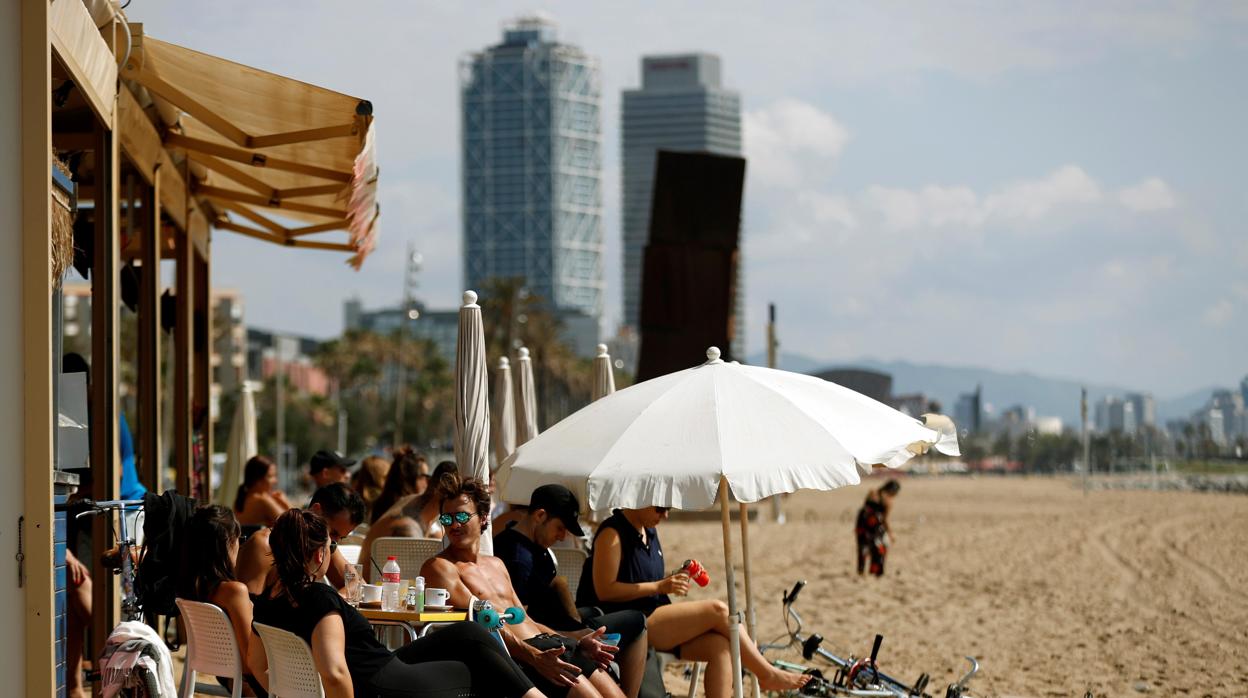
left=658, top=476, right=1248, bottom=697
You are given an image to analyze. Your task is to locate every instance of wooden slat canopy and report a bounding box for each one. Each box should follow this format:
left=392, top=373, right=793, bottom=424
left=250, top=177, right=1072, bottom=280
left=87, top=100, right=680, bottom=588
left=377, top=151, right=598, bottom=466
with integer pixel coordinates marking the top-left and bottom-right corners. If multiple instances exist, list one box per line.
left=122, top=29, right=380, bottom=267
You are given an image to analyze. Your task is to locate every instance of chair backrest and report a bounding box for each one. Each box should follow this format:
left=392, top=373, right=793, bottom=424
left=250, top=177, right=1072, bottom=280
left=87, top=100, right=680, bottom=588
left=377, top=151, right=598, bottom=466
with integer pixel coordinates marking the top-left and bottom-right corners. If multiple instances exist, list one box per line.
left=371, top=537, right=444, bottom=579
left=175, top=598, right=242, bottom=684
left=337, top=544, right=362, bottom=566
left=253, top=623, right=325, bottom=698
left=553, top=547, right=588, bottom=600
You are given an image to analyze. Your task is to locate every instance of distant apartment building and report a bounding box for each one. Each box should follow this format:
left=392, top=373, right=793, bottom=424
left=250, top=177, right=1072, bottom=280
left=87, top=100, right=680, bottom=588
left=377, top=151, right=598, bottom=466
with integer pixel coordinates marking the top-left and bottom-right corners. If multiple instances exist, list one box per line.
left=343, top=297, right=459, bottom=363
left=621, top=53, right=744, bottom=363
left=1125, top=393, right=1156, bottom=431
left=1094, top=396, right=1136, bottom=434
left=246, top=329, right=330, bottom=397
left=814, top=368, right=893, bottom=405
left=461, top=16, right=603, bottom=356
left=955, top=386, right=983, bottom=435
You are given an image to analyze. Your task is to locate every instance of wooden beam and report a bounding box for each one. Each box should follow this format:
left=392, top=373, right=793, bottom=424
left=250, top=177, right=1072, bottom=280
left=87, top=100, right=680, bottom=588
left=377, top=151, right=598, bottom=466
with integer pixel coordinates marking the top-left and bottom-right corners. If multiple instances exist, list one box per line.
left=214, top=199, right=288, bottom=235
left=197, top=184, right=345, bottom=219
left=49, top=0, right=116, bottom=125
left=90, top=117, right=122, bottom=667
left=20, top=1, right=56, bottom=692
left=174, top=228, right=194, bottom=495
left=190, top=153, right=277, bottom=199
left=288, top=219, right=351, bottom=237
left=277, top=183, right=348, bottom=199
left=193, top=248, right=212, bottom=500
left=124, top=61, right=250, bottom=147
left=289, top=239, right=356, bottom=252
left=214, top=219, right=289, bottom=246
left=137, top=173, right=162, bottom=492
left=116, top=85, right=161, bottom=185
left=165, top=131, right=353, bottom=183
left=189, top=207, right=210, bottom=258
left=247, top=122, right=358, bottom=149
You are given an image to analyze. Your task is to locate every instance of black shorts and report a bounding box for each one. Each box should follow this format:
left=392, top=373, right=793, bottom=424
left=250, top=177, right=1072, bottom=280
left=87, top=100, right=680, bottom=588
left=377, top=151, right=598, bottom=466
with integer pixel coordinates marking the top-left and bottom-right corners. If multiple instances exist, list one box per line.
left=521, top=633, right=598, bottom=697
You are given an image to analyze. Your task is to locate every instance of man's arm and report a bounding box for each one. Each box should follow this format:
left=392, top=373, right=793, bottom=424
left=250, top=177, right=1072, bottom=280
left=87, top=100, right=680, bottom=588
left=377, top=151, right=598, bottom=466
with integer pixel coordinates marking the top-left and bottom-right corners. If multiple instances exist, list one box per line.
left=418, top=556, right=477, bottom=609
left=325, top=547, right=348, bottom=590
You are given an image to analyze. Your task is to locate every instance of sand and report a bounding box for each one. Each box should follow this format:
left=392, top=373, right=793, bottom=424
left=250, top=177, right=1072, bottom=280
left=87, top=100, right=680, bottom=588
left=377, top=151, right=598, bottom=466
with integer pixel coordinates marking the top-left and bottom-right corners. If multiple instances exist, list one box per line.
left=656, top=476, right=1248, bottom=698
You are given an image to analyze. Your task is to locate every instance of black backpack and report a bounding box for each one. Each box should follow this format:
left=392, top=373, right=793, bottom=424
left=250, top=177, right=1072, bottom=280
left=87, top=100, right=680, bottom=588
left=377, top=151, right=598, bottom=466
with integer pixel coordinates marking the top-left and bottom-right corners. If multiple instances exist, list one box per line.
left=135, top=490, right=196, bottom=619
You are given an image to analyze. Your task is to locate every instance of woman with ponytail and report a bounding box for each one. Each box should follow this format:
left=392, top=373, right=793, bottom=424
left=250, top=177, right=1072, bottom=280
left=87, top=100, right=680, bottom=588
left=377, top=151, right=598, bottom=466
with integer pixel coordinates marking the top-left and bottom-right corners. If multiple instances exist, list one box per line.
left=234, top=455, right=291, bottom=529
left=179, top=505, right=266, bottom=696
left=249, top=509, right=546, bottom=698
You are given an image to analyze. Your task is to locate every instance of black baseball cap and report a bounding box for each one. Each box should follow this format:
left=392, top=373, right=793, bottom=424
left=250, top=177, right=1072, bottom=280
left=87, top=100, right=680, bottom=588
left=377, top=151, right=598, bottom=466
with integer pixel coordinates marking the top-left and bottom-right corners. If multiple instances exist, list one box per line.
left=529, top=484, right=584, bottom=537
left=310, top=450, right=355, bottom=473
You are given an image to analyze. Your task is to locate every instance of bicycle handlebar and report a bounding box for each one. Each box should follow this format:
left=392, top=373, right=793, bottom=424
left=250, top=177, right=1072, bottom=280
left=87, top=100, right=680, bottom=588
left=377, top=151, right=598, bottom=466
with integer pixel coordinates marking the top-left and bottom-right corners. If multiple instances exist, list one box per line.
left=785, top=580, right=806, bottom=606
left=54, top=498, right=144, bottom=513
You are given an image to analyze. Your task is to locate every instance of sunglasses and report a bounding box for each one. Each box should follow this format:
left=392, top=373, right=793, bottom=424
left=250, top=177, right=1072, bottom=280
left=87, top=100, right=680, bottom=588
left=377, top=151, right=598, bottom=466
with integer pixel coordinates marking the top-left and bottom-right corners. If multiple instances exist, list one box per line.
left=438, top=512, right=475, bottom=526
left=654, top=507, right=670, bottom=515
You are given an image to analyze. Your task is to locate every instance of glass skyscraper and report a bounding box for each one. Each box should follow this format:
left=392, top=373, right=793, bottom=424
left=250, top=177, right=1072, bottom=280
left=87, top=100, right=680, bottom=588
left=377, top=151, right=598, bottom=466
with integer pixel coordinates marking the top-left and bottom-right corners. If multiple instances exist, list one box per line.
left=461, top=17, right=603, bottom=350
left=621, top=53, right=744, bottom=358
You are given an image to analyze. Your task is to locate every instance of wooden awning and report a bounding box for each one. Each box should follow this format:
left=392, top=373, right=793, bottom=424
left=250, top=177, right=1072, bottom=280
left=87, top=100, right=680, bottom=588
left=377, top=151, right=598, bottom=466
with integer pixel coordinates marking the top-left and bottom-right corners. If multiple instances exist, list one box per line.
left=122, top=29, right=379, bottom=267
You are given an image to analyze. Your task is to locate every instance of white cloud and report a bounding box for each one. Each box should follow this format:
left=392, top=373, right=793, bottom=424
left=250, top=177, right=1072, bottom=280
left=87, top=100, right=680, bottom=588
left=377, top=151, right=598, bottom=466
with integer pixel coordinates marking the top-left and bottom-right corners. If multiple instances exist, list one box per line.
left=1117, top=177, right=1177, bottom=212
left=1202, top=299, right=1234, bottom=327
left=744, top=100, right=849, bottom=188
left=982, top=165, right=1103, bottom=221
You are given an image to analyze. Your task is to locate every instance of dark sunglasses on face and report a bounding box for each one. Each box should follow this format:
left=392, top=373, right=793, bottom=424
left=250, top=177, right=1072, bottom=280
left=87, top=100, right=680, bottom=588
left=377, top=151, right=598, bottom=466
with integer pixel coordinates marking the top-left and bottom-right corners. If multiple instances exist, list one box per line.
left=438, top=511, right=475, bottom=526
left=654, top=506, right=670, bottom=515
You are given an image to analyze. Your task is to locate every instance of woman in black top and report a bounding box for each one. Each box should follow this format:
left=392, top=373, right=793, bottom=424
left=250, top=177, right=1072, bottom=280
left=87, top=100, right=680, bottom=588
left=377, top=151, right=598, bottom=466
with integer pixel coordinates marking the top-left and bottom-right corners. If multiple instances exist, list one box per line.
left=579, top=508, right=809, bottom=698
left=248, top=509, right=542, bottom=698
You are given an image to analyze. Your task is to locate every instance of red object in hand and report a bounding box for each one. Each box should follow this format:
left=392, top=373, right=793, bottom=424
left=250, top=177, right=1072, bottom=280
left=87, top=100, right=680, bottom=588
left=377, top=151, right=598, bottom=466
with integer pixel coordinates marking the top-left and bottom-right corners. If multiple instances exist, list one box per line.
left=680, top=559, right=711, bottom=587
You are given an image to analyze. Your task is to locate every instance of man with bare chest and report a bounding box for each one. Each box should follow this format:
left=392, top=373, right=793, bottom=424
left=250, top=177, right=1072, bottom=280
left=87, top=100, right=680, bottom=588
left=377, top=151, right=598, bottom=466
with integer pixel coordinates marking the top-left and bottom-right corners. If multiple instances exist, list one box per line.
left=422, top=475, right=625, bottom=698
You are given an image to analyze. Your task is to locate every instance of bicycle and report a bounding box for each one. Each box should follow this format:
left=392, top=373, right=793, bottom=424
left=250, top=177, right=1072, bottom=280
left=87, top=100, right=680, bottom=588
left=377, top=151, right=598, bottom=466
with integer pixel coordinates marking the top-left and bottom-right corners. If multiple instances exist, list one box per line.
left=758, top=581, right=980, bottom=698
left=59, top=498, right=146, bottom=620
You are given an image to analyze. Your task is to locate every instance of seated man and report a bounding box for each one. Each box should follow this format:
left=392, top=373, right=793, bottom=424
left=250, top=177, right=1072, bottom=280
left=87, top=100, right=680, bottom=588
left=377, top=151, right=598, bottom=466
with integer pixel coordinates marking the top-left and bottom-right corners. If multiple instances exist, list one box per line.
left=422, top=475, right=625, bottom=698
left=308, top=449, right=354, bottom=491
left=495, top=485, right=649, bottom=698
left=236, top=482, right=365, bottom=595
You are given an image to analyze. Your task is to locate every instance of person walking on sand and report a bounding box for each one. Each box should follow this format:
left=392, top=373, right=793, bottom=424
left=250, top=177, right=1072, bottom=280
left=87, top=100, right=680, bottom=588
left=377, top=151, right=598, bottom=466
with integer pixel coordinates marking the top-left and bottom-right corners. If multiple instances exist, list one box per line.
left=855, top=479, right=900, bottom=577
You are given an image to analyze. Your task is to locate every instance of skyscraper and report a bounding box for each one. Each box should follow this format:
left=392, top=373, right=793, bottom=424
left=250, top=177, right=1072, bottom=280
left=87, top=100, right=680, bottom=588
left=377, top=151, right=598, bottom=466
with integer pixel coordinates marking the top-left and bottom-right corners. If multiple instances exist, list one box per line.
left=621, top=54, right=744, bottom=361
left=461, top=16, right=603, bottom=354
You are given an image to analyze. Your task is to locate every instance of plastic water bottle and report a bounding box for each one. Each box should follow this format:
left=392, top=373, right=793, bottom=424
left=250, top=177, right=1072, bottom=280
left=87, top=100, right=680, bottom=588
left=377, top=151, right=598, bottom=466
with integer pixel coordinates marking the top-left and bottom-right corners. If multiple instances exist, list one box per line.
left=411, top=576, right=425, bottom=613
left=381, top=556, right=401, bottom=612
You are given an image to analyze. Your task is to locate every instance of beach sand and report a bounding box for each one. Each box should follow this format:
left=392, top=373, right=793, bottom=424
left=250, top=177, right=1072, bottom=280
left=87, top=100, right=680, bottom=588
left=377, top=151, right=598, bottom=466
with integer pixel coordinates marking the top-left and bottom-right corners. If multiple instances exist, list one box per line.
left=656, top=476, right=1248, bottom=697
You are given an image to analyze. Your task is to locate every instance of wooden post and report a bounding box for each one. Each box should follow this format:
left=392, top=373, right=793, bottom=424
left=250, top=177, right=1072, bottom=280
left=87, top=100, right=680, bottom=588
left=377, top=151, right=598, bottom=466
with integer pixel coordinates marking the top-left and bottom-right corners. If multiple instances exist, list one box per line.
left=174, top=229, right=194, bottom=495
left=193, top=246, right=211, bottom=500
left=137, top=172, right=162, bottom=491
left=719, top=479, right=743, bottom=698
left=739, top=502, right=759, bottom=698
left=19, top=1, right=56, bottom=690
left=91, top=117, right=122, bottom=667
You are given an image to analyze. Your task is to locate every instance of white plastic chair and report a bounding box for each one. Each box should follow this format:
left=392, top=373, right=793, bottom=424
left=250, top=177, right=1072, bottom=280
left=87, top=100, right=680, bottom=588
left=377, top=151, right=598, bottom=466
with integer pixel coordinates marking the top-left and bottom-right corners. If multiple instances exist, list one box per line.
left=552, top=547, right=588, bottom=600
left=337, top=543, right=362, bottom=566
left=253, top=623, right=325, bottom=698
left=371, top=537, right=444, bottom=579
left=174, top=598, right=242, bottom=698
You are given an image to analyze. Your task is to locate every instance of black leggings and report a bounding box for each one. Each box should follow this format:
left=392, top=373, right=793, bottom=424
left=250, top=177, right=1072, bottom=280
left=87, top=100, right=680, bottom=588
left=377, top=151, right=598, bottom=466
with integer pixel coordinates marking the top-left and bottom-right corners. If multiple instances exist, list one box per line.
left=370, top=622, right=534, bottom=698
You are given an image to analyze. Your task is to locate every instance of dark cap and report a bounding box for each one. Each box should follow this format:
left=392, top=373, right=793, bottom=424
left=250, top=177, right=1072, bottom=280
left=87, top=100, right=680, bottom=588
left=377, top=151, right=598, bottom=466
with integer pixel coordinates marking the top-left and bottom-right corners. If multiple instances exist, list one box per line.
left=529, top=484, right=584, bottom=537
left=310, top=450, right=355, bottom=473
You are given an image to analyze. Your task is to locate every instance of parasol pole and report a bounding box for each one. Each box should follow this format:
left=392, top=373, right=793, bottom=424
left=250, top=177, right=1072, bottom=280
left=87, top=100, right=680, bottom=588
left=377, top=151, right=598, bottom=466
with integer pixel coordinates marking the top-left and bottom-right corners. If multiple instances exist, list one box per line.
left=720, top=478, right=744, bottom=698
left=740, top=501, right=759, bottom=698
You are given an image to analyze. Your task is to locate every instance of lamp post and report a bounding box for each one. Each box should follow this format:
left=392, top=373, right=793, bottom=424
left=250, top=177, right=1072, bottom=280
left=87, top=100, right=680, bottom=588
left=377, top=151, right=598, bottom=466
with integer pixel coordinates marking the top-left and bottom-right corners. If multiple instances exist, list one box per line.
left=393, top=243, right=422, bottom=447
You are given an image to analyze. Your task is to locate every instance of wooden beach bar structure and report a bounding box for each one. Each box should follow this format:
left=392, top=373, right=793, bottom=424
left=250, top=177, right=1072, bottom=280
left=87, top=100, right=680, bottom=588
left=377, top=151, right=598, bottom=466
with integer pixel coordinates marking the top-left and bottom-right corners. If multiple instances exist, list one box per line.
left=3, top=1, right=379, bottom=693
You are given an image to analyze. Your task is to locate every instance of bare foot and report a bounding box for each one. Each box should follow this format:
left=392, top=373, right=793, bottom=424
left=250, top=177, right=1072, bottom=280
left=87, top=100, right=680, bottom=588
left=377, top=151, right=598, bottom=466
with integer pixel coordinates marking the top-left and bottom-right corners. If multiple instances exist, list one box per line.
left=757, top=667, right=812, bottom=692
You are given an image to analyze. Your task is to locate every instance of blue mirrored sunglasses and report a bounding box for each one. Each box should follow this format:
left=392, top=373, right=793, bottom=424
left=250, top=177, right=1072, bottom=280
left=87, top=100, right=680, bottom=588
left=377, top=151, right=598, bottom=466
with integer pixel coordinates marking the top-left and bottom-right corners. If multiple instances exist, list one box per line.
left=438, top=512, right=474, bottom=526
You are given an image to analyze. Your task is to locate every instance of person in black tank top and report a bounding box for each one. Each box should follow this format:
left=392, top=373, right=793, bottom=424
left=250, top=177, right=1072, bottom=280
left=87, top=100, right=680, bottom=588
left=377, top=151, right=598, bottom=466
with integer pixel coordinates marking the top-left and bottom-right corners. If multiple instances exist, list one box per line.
left=248, top=509, right=539, bottom=698
left=855, top=479, right=900, bottom=576
left=580, top=507, right=811, bottom=698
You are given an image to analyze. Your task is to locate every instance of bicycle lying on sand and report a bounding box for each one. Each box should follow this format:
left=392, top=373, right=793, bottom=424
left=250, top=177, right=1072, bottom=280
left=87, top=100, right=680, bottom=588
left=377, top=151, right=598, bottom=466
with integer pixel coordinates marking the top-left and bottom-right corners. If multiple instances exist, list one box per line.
left=758, top=581, right=980, bottom=698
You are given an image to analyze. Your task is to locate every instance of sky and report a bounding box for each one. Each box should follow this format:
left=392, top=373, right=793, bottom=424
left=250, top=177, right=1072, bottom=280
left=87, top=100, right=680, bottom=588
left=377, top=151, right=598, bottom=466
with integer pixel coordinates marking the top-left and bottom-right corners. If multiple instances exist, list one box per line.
left=138, top=1, right=1248, bottom=398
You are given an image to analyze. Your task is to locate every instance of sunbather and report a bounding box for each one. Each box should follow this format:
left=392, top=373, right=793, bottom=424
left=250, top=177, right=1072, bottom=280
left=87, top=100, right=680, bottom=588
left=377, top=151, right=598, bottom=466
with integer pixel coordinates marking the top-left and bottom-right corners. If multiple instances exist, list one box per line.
left=578, top=507, right=810, bottom=697
left=422, top=475, right=624, bottom=698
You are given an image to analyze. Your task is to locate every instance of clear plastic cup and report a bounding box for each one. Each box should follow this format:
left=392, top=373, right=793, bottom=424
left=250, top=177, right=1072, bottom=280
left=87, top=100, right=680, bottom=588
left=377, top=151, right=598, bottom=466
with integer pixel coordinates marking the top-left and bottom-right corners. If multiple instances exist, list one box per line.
left=344, top=564, right=364, bottom=607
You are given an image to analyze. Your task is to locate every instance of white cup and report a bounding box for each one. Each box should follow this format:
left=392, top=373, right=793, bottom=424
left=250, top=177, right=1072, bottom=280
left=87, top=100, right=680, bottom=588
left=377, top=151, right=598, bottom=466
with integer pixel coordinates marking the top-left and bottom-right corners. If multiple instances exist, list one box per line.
left=361, top=583, right=383, bottom=603
left=425, top=587, right=450, bottom=607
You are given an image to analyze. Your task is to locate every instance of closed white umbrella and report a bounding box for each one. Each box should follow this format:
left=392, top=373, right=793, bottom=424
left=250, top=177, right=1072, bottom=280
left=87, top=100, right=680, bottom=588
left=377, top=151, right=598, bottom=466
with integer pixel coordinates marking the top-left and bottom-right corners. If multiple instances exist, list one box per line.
left=454, top=290, right=492, bottom=554
left=497, top=346, right=960, bottom=698
left=492, top=356, right=517, bottom=467
left=513, top=346, right=539, bottom=447
left=216, top=383, right=257, bottom=507
left=591, top=343, right=616, bottom=402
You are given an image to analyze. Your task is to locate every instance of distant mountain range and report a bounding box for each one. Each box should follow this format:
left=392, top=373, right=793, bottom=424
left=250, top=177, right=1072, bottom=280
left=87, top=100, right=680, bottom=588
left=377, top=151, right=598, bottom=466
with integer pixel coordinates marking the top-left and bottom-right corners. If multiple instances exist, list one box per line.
left=745, top=352, right=1225, bottom=426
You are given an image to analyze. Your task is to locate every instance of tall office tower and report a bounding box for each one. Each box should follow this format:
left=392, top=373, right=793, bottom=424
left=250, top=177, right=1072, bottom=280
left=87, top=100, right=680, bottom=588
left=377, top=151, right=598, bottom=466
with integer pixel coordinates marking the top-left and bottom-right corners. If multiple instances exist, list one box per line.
left=621, top=54, right=744, bottom=362
left=461, top=16, right=603, bottom=355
